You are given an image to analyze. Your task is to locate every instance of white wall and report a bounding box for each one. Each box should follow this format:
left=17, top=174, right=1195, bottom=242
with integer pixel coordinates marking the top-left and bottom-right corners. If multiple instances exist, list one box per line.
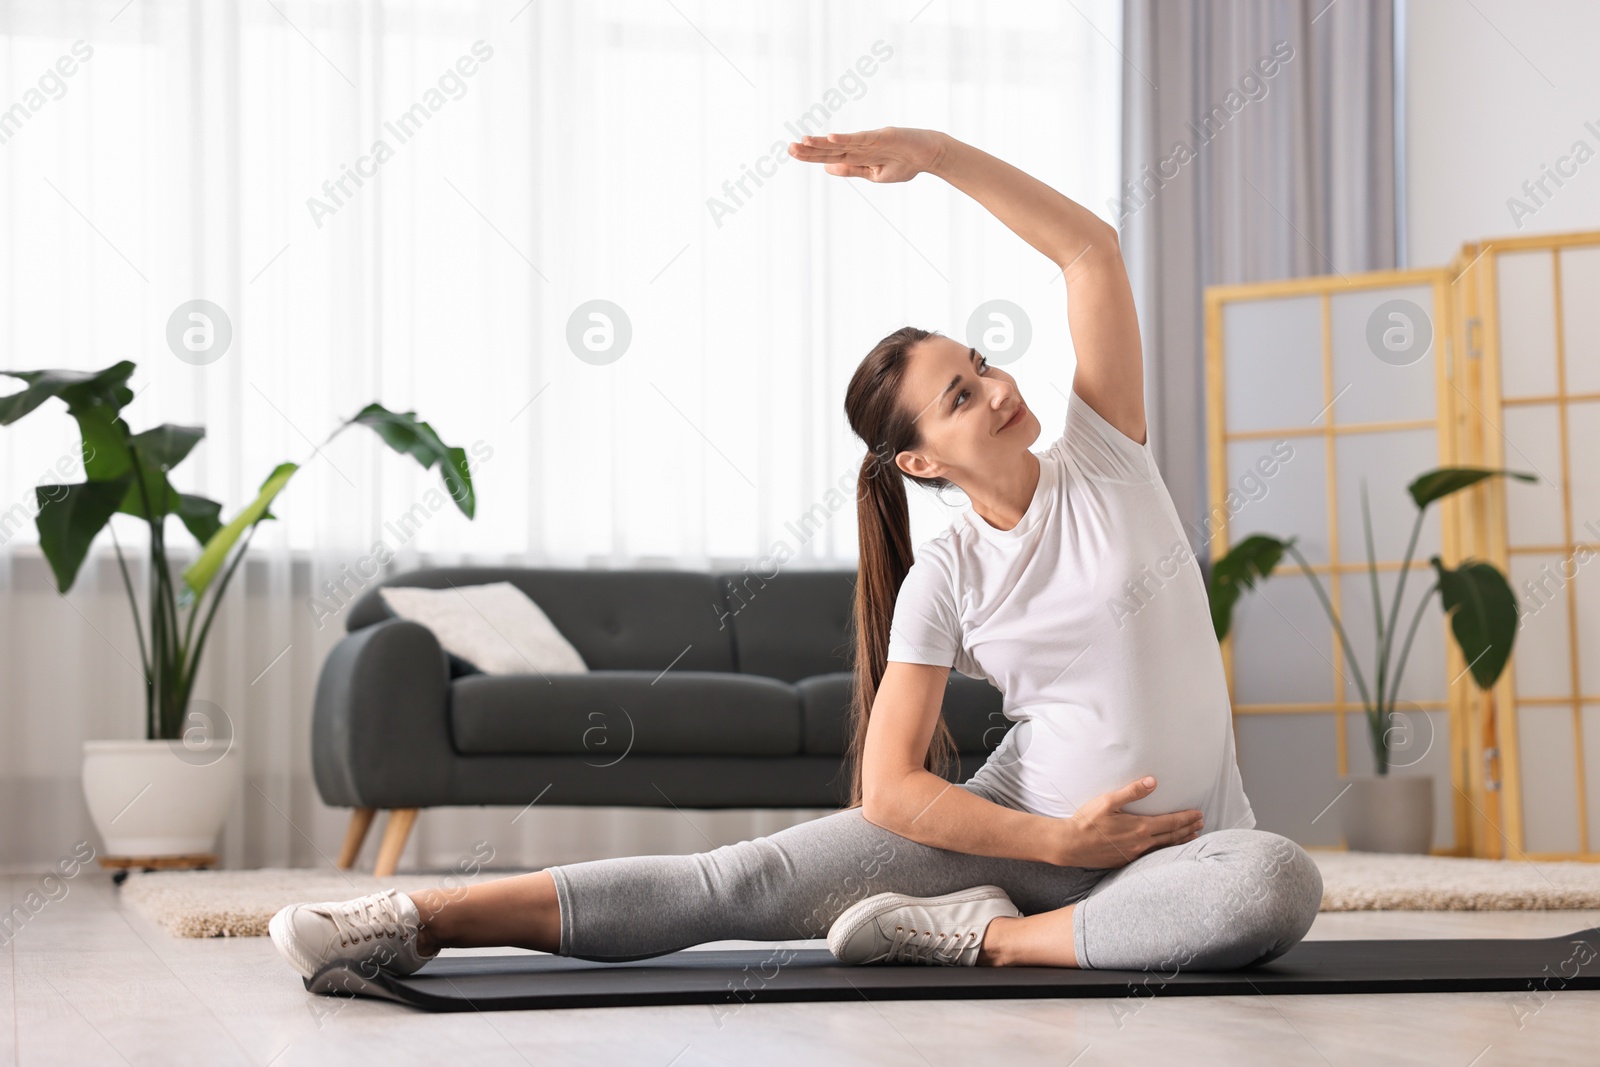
left=1405, top=0, right=1600, bottom=265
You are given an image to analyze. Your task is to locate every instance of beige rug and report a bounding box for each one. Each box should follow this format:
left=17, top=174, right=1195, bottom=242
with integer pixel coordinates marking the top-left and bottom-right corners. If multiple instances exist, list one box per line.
left=120, top=852, right=1600, bottom=939
left=120, top=867, right=537, bottom=938
left=1307, top=849, right=1600, bottom=911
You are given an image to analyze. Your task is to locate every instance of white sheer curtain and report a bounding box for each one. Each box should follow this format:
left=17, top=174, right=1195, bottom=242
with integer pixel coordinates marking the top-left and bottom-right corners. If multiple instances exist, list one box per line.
left=0, top=0, right=1122, bottom=871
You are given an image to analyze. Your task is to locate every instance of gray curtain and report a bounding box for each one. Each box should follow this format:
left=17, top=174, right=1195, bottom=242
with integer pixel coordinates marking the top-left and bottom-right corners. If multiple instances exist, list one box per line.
left=1120, top=0, right=1398, bottom=558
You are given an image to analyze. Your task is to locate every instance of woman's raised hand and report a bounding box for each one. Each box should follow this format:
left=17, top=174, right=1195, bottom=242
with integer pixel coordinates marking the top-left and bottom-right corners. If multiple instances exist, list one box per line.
left=787, top=126, right=947, bottom=183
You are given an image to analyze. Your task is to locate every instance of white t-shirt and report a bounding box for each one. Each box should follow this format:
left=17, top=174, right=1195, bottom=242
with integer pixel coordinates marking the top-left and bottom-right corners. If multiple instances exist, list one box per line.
left=885, top=386, right=1256, bottom=831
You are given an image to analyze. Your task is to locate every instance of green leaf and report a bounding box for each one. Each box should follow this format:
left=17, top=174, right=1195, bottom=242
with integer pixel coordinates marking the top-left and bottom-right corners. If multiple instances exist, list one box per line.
left=32, top=476, right=134, bottom=592
left=182, top=462, right=299, bottom=597
left=1206, top=534, right=1292, bottom=641
left=56, top=363, right=137, bottom=413
left=348, top=403, right=475, bottom=518
left=67, top=401, right=135, bottom=481
left=439, top=445, right=474, bottom=518
left=0, top=362, right=138, bottom=426
left=1408, top=467, right=1538, bottom=510
left=1430, top=555, right=1518, bottom=689
left=108, top=427, right=206, bottom=522
left=128, top=424, right=204, bottom=471
left=115, top=458, right=183, bottom=520
left=116, top=477, right=172, bottom=520
left=176, top=493, right=224, bottom=546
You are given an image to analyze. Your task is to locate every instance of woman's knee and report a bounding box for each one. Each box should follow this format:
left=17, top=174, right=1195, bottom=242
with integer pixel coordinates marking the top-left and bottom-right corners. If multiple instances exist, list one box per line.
left=711, top=809, right=904, bottom=940
left=1067, top=829, right=1322, bottom=972
left=1258, top=832, right=1323, bottom=935
left=1212, top=829, right=1323, bottom=956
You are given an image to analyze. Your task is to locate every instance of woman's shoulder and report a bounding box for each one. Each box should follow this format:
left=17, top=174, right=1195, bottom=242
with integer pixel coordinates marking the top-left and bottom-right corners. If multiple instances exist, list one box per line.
left=1051, top=389, right=1157, bottom=485
left=908, top=525, right=985, bottom=616
left=913, top=520, right=975, bottom=574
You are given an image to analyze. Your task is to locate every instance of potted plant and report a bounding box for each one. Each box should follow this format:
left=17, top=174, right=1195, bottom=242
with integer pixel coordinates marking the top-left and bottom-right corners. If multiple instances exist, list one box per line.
left=1207, top=467, right=1534, bottom=854
left=0, top=361, right=479, bottom=860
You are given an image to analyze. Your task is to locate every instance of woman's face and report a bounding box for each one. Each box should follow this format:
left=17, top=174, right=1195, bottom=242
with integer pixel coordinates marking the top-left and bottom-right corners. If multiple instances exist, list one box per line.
left=893, top=335, right=1040, bottom=484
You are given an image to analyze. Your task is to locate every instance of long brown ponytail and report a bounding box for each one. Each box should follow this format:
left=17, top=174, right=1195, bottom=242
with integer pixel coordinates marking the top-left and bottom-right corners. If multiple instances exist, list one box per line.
left=838, top=326, right=961, bottom=811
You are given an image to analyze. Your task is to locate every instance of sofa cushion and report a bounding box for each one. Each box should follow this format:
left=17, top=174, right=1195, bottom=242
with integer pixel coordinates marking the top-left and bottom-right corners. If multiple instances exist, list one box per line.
left=796, top=670, right=1007, bottom=756
left=378, top=582, right=588, bottom=676
left=717, top=569, right=856, bottom=683
left=347, top=566, right=738, bottom=673
left=391, top=644, right=486, bottom=679
left=450, top=671, right=803, bottom=757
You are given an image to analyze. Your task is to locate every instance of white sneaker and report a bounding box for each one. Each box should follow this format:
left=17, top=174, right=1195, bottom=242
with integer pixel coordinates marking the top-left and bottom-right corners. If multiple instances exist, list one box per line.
left=268, top=888, right=439, bottom=980
left=827, top=885, right=1021, bottom=966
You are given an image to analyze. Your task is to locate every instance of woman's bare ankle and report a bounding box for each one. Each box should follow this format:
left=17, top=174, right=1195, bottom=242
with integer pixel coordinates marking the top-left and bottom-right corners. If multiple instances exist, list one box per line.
left=404, top=871, right=563, bottom=954
left=976, top=915, right=1017, bottom=967
left=407, top=890, right=453, bottom=955
left=977, top=906, right=1080, bottom=968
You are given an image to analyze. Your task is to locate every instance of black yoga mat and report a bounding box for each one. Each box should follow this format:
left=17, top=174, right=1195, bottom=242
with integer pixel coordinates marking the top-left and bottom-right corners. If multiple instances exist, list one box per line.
left=304, top=925, right=1600, bottom=1012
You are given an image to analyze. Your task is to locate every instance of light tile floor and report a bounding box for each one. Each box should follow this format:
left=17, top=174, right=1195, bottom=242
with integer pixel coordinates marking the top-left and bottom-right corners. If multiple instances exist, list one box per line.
left=6, top=872, right=1600, bottom=1066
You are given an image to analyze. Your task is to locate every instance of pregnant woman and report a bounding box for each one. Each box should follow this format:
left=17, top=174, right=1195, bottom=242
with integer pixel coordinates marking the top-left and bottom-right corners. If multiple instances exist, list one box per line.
left=269, top=127, right=1322, bottom=981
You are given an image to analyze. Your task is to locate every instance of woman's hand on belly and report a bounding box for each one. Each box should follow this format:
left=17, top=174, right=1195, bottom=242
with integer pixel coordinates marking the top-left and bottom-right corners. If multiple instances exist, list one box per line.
left=1049, top=776, right=1204, bottom=869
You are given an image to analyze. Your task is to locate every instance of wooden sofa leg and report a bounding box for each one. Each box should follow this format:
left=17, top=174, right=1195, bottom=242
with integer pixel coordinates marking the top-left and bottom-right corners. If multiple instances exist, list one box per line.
left=337, top=807, right=376, bottom=869
left=373, top=809, right=419, bottom=878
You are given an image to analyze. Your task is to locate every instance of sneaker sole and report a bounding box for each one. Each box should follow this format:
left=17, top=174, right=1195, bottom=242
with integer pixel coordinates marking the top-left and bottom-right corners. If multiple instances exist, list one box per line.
left=268, top=904, right=318, bottom=980
left=826, top=884, right=1013, bottom=963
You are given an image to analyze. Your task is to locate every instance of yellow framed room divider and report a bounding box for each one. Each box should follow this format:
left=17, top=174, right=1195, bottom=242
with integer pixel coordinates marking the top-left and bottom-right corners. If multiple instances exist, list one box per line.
left=1452, top=230, right=1600, bottom=861
left=1204, top=227, right=1600, bottom=861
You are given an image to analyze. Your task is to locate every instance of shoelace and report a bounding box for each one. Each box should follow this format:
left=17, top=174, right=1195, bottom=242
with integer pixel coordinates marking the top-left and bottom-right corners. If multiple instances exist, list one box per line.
left=886, top=923, right=979, bottom=965
left=319, top=890, right=409, bottom=948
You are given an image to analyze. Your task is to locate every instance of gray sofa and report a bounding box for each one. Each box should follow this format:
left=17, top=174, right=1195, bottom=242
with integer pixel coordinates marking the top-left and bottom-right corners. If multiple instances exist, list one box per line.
left=312, top=565, right=1005, bottom=875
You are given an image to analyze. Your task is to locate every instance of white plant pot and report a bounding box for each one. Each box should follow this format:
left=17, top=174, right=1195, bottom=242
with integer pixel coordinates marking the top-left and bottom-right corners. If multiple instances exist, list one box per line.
left=1341, top=772, right=1435, bottom=854
left=82, top=739, right=242, bottom=857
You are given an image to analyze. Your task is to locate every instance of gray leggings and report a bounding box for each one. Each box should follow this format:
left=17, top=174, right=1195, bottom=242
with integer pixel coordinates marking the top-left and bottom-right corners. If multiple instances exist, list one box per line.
left=545, top=780, right=1323, bottom=971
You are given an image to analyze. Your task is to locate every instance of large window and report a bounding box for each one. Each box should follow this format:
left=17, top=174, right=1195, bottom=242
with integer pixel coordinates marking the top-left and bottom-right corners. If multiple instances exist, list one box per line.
left=0, top=0, right=1123, bottom=567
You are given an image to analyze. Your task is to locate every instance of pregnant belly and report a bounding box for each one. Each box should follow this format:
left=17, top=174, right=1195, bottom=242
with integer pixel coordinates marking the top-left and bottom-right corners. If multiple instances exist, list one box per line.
left=977, top=708, right=1226, bottom=820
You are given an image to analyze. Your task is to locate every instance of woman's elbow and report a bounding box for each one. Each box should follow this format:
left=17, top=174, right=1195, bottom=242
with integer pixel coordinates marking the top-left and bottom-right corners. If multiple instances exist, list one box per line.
left=860, top=791, right=898, bottom=831
left=1060, top=223, right=1121, bottom=276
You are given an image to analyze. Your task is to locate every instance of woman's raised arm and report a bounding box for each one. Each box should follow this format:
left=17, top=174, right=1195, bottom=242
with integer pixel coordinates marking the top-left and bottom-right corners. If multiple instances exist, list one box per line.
left=790, top=127, right=1145, bottom=445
